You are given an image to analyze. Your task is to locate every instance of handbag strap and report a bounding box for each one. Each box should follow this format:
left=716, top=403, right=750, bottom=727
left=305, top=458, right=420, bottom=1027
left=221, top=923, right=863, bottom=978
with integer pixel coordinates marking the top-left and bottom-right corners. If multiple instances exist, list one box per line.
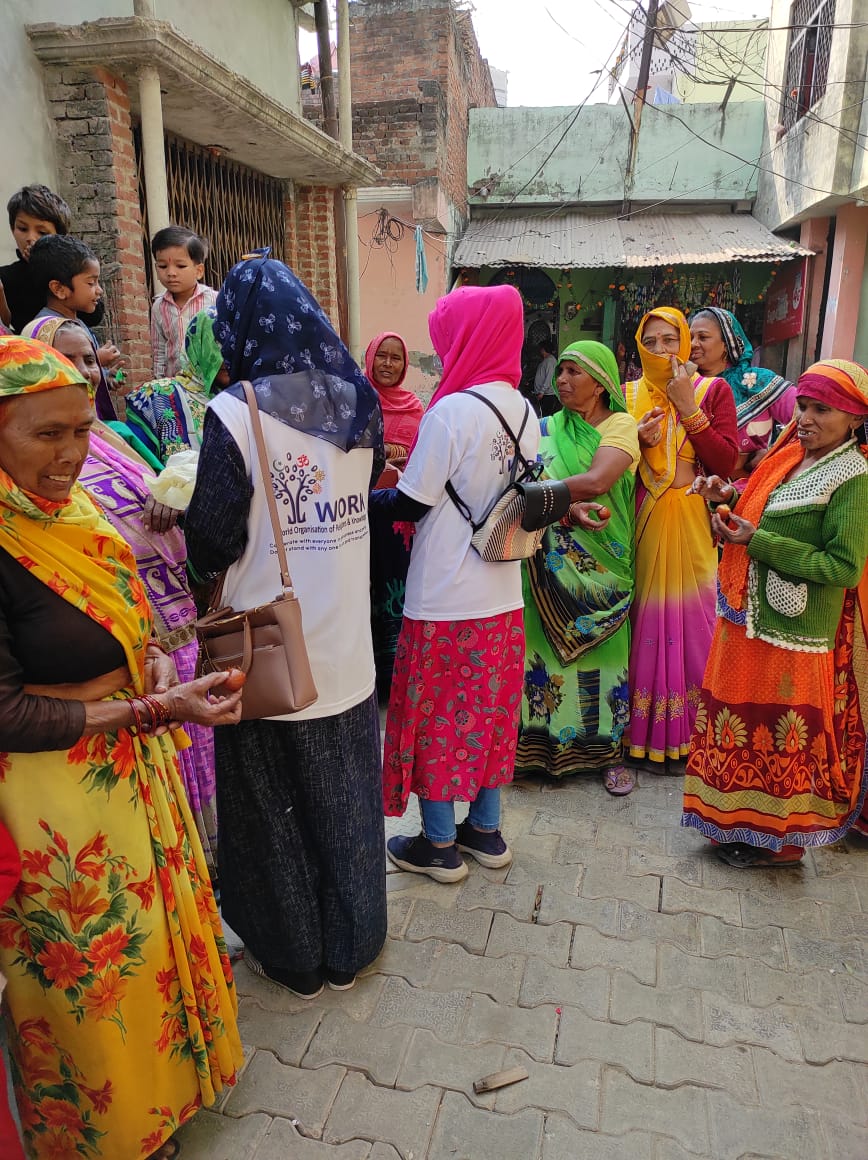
left=241, top=379, right=295, bottom=593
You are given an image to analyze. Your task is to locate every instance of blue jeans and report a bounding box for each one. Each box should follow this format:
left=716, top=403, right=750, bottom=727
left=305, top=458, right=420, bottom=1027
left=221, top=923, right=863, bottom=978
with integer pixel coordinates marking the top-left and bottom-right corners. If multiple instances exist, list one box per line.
left=419, top=787, right=501, bottom=844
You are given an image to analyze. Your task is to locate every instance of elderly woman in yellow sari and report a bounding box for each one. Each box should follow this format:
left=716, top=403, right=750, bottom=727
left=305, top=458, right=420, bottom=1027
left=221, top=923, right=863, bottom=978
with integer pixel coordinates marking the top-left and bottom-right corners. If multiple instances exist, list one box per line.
left=624, top=307, right=738, bottom=768
left=0, top=336, right=243, bottom=1159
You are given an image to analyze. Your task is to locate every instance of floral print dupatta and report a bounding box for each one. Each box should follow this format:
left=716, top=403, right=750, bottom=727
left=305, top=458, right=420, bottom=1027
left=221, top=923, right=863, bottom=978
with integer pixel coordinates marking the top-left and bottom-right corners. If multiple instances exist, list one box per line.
left=0, top=460, right=241, bottom=1158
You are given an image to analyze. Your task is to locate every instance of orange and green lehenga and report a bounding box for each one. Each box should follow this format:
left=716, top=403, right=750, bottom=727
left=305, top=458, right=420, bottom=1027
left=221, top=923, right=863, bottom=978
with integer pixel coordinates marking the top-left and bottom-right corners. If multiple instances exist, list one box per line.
left=0, top=339, right=241, bottom=1159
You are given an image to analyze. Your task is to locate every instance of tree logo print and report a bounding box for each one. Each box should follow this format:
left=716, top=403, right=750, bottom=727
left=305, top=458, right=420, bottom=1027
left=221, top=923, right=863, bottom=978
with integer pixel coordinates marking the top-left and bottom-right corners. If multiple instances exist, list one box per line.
left=270, top=452, right=326, bottom=523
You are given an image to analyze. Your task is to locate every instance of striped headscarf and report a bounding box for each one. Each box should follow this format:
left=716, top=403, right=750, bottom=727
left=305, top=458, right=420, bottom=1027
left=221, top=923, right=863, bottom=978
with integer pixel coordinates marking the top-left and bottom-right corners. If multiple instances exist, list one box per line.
left=797, top=359, right=868, bottom=416
left=0, top=334, right=90, bottom=398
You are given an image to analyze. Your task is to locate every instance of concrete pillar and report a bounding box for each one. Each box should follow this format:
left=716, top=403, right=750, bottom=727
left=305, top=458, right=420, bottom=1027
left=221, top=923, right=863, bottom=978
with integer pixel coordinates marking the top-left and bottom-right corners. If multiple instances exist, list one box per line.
left=820, top=203, right=868, bottom=361
left=790, top=216, right=830, bottom=377
left=336, top=0, right=361, bottom=362
left=137, top=65, right=170, bottom=239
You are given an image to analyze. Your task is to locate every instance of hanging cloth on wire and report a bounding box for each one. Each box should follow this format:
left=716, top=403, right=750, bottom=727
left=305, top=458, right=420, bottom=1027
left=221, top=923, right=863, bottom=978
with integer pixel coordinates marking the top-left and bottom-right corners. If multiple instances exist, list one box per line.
left=415, top=227, right=429, bottom=294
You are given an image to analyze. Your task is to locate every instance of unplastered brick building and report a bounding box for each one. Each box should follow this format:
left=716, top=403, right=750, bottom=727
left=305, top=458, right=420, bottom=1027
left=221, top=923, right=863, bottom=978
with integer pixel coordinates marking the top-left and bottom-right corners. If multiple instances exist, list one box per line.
left=2, top=1, right=376, bottom=386
left=304, top=0, right=499, bottom=394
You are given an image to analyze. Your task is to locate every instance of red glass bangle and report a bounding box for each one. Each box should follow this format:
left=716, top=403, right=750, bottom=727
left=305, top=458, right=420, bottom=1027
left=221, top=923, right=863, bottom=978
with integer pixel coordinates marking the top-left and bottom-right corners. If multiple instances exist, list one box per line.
left=128, top=698, right=143, bottom=735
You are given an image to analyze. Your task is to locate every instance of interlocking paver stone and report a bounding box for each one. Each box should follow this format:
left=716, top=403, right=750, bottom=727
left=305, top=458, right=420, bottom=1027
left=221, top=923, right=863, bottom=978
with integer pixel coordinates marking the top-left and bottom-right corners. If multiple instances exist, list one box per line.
left=455, top=876, right=538, bottom=920
left=706, top=1091, right=825, bottom=1159
left=698, top=914, right=787, bottom=968
left=428, top=1090, right=543, bottom=1160
left=536, top=886, right=619, bottom=934
left=426, top=941, right=525, bottom=1003
left=485, top=912, right=572, bottom=966
left=654, top=1027, right=758, bottom=1103
left=406, top=899, right=494, bottom=953
left=237, top=997, right=321, bottom=1065
left=581, top=863, right=660, bottom=909
left=519, top=959, right=609, bottom=1019
left=324, top=1072, right=441, bottom=1156
left=819, top=1112, right=868, bottom=1160
left=505, top=853, right=584, bottom=892
left=836, top=973, right=868, bottom=1023
left=610, top=973, right=703, bottom=1040
left=459, top=993, right=559, bottom=1060
left=656, top=944, right=747, bottom=1002
left=703, top=997, right=803, bottom=1061
left=495, top=1048, right=601, bottom=1128
left=600, top=1072, right=710, bottom=1155
left=661, top=878, right=741, bottom=924
left=797, top=1011, right=868, bottom=1064
left=177, top=1110, right=271, bottom=1159
left=555, top=1007, right=653, bottom=1081
left=368, top=976, right=468, bottom=1037
left=255, top=1119, right=372, bottom=1159
left=396, top=1028, right=503, bottom=1105
left=386, top=895, right=414, bottom=938
left=531, top=809, right=598, bottom=843
left=746, top=961, right=846, bottom=1018
left=619, top=901, right=701, bottom=952
left=625, top=845, right=703, bottom=885
left=361, top=935, right=439, bottom=986
left=541, top=1117, right=654, bottom=1160
left=570, top=926, right=657, bottom=984
left=740, top=893, right=831, bottom=935
left=754, top=1050, right=866, bottom=1120
left=303, top=1010, right=412, bottom=1086
left=783, top=928, right=864, bottom=973
left=224, top=1053, right=345, bottom=1136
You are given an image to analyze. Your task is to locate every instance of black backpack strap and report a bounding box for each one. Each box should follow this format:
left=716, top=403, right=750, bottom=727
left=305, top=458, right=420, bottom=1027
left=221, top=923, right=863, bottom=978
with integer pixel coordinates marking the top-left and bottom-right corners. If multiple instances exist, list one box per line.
left=444, top=390, right=536, bottom=528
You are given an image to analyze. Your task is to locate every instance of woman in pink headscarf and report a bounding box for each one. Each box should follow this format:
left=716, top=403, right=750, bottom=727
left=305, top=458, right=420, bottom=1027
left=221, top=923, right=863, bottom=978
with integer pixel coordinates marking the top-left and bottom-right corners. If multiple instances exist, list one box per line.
left=375, top=286, right=541, bottom=883
left=365, top=332, right=425, bottom=695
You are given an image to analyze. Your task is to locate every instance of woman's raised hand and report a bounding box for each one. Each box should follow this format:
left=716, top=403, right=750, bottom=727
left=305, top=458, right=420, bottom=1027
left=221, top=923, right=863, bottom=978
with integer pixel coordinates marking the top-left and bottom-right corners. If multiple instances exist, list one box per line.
left=690, top=474, right=736, bottom=504
left=666, top=356, right=697, bottom=415
left=638, top=406, right=665, bottom=448
left=569, top=502, right=612, bottom=531
left=158, top=671, right=244, bottom=728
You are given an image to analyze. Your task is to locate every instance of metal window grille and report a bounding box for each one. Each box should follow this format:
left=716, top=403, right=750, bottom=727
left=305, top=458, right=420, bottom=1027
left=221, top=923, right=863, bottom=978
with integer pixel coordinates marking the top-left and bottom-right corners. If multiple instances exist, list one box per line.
left=134, top=128, right=288, bottom=296
left=780, top=0, right=835, bottom=131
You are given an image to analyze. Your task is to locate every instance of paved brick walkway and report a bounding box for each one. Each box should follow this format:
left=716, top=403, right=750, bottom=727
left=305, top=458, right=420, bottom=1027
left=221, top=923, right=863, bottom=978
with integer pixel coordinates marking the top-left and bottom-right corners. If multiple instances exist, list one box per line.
left=178, top=773, right=868, bottom=1159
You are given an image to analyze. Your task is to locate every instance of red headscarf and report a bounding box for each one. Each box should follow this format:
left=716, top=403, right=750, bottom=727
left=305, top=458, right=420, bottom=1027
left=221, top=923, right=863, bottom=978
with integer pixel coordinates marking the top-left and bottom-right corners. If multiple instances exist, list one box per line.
left=364, top=331, right=424, bottom=449
left=797, top=359, right=868, bottom=416
left=426, top=285, right=524, bottom=411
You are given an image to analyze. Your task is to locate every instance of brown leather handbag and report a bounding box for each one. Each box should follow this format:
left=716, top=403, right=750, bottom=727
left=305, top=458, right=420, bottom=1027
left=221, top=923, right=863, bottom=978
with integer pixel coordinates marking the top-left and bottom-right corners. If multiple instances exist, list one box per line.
left=195, top=380, right=318, bottom=719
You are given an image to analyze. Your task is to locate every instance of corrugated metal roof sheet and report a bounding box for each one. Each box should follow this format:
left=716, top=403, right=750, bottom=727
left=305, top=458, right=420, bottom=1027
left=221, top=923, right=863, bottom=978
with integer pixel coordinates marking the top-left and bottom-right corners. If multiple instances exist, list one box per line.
left=453, top=212, right=812, bottom=269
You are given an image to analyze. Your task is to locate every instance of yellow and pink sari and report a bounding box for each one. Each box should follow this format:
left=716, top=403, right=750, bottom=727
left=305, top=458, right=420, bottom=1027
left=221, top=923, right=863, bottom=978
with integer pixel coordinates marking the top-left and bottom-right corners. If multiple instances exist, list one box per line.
left=0, top=336, right=241, bottom=1159
left=624, top=308, right=738, bottom=764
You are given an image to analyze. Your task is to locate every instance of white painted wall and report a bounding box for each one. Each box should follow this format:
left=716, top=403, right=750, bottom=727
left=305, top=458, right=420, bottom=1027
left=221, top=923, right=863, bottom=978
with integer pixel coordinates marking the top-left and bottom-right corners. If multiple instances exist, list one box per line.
left=153, top=0, right=301, bottom=114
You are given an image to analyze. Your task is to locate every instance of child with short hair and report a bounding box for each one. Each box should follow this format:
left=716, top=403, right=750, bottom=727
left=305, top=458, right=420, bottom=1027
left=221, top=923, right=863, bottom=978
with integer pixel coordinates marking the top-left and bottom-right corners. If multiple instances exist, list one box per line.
left=0, top=184, right=106, bottom=335
left=28, top=235, right=115, bottom=418
left=150, top=225, right=217, bottom=378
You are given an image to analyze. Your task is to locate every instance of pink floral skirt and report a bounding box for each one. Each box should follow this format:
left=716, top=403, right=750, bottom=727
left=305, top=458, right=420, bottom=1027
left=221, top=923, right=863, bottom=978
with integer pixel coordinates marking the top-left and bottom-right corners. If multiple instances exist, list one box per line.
left=383, top=611, right=525, bottom=816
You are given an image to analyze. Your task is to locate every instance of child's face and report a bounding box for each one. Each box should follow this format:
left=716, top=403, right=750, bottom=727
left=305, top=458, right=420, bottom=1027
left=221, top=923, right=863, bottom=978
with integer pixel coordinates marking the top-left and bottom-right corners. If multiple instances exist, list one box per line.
left=51, top=259, right=103, bottom=315
left=12, top=213, right=58, bottom=260
left=154, top=246, right=205, bottom=297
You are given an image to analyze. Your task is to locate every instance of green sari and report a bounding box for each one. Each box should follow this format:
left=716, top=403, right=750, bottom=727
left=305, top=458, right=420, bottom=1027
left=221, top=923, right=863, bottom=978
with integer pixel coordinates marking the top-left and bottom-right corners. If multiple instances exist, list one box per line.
left=517, top=342, right=636, bottom=777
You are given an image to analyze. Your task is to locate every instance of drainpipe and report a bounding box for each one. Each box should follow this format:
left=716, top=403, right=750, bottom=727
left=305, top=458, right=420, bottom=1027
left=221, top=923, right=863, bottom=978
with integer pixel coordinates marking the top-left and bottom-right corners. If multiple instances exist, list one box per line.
left=137, top=65, right=170, bottom=240
left=336, top=0, right=361, bottom=364
left=315, top=1, right=349, bottom=342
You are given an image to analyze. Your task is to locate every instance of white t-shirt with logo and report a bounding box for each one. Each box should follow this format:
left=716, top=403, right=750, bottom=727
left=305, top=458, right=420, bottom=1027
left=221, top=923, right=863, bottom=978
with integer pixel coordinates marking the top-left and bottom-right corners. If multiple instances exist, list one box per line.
left=210, top=390, right=375, bottom=721
left=398, top=382, right=541, bottom=621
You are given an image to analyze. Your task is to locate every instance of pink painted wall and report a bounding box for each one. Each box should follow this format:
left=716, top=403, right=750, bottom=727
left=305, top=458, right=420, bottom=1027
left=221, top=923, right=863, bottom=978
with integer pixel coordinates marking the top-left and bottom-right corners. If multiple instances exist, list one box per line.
left=357, top=213, right=446, bottom=402
left=821, top=203, right=868, bottom=361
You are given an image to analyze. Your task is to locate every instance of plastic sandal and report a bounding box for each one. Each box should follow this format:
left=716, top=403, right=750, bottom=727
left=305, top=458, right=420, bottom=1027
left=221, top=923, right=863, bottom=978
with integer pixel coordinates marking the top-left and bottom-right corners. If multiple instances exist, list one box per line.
left=716, top=844, right=803, bottom=869
left=604, top=765, right=636, bottom=796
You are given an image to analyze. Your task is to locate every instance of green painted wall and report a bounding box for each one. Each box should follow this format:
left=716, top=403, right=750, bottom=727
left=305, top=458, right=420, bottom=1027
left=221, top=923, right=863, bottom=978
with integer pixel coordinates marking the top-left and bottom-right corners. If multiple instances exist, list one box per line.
left=468, top=102, right=765, bottom=206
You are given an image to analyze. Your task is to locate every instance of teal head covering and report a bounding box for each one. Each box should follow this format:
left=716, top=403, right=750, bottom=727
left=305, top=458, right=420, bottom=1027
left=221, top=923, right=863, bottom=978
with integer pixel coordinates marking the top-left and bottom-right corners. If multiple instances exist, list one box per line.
left=689, top=307, right=793, bottom=426
left=183, top=308, right=224, bottom=394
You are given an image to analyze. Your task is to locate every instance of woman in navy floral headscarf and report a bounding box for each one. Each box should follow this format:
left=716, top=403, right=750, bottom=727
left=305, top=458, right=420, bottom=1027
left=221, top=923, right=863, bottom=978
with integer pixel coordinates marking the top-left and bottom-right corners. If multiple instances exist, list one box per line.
left=186, top=253, right=387, bottom=999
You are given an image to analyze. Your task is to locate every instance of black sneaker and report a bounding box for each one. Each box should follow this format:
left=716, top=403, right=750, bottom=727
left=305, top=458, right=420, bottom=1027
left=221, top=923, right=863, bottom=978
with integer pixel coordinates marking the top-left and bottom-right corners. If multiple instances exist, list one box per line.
left=244, top=950, right=323, bottom=999
left=386, top=833, right=469, bottom=883
left=324, top=968, right=357, bottom=991
left=456, top=820, right=513, bottom=869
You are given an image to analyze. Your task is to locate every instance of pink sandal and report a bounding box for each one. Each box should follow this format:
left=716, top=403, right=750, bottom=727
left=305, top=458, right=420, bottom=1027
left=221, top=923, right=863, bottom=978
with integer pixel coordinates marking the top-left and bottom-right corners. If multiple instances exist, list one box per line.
left=604, top=765, right=636, bottom=796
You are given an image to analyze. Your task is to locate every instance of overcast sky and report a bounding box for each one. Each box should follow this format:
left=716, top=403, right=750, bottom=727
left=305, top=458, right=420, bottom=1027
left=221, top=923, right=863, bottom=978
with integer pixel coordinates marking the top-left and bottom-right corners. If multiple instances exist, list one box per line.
left=469, top=0, right=773, bottom=106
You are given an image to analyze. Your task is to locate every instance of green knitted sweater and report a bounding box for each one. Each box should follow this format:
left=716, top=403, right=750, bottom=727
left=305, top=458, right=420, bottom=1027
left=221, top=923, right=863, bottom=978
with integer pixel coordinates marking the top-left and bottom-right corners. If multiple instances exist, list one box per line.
left=738, top=439, right=868, bottom=652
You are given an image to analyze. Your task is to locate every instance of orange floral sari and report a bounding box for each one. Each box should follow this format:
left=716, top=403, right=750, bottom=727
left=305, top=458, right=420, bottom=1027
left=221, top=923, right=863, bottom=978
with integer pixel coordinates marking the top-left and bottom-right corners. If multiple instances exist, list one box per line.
left=0, top=467, right=242, bottom=1159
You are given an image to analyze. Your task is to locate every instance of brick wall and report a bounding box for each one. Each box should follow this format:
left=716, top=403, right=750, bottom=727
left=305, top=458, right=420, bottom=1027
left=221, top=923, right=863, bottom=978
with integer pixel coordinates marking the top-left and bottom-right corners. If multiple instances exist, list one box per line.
left=43, top=66, right=152, bottom=389
left=346, top=0, right=496, bottom=211
left=286, top=184, right=340, bottom=329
